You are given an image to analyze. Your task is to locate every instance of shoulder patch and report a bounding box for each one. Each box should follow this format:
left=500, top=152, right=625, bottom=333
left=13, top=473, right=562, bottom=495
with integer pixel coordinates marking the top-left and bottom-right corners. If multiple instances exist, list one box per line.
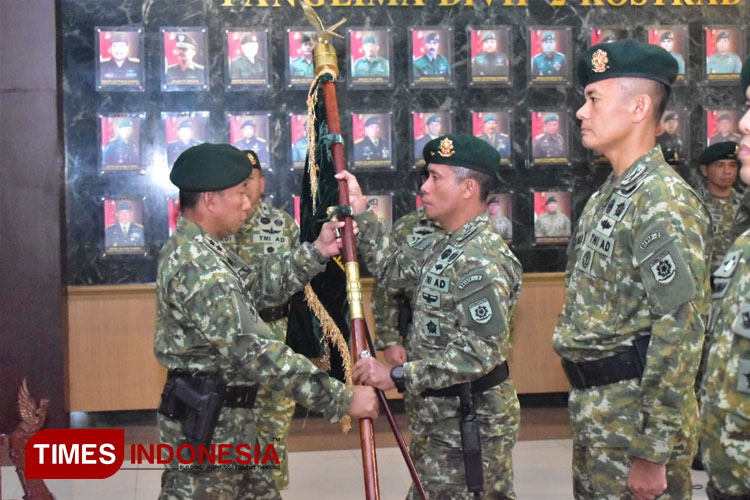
left=457, top=273, right=483, bottom=290
left=637, top=238, right=696, bottom=314
left=633, top=222, right=675, bottom=266
left=731, top=302, right=750, bottom=339
left=714, top=250, right=742, bottom=278
left=468, top=298, right=493, bottom=324
left=620, top=163, right=647, bottom=186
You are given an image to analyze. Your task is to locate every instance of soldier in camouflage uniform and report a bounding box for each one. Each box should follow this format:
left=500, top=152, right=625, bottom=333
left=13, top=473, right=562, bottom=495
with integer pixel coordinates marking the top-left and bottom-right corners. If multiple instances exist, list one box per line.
left=222, top=155, right=299, bottom=491
left=155, top=144, right=378, bottom=500
left=534, top=196, right=571, bottom=238
left=699, top=55, right=750, bottom=500
left=554, top=40, right=712, bottom=499
left=345, top=134, right=523, bottom=500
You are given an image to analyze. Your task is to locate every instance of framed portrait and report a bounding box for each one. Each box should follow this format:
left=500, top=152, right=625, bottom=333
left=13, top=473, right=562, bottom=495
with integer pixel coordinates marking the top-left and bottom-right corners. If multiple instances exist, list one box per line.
left=590, top=27, right=628, bottom=46
left=289, top=113, right=309, bottom=169
left=468, top=26, right=511, bottom=86
left=351, top=112, right=394, bottom=170
left=287, top=29, right=316, bottom=88
left=167, top=196, right=180, bottom=236
left=348, top=29, right=393, bottom=89
left=161, top=28, right=209, bottom=91
left=487, top=192, right=513, bottom=242
left=648, top=26, right=687, bottom=83
left=364, top=194, right=394, bottom=233
left=529, top=27, right=572, bottom=86
left=656, top=108, right=688, bottom=162
left=412, top=111, right=453, bottom=165
left=227, top=112, right=272, bottom=169
left=530, top=110, right=569, bottom=165
left=705, top=108, right=742, bottom=147
left=532, top=189, right=572, bottom=245
left=225, top=29, right=271, bottom=89
left=102, top=197, right=146, bottom=256
left=471, top=110, right=512, bottom=166
left=162, top=111, right=209, bottom=168
left=705, top=26, right=745, bottom=83
left=95, top=27, right=144, bottom=91
left=98, top=112, right=144, bottom=172
left=409, top=27, right=454, bottom=88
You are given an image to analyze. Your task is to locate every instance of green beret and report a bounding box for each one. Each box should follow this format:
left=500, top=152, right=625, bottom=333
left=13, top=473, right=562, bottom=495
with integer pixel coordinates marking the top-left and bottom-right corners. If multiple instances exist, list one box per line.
left=241, top=33, right=258, bottom=45
left=170, top=143, right=254, bottom=192
left=699, top=141, right=739, bottom=166
left=663, top=112, right=678, bottom=122
left=546, top=196, right=558, bottom=204
left=364, top=116, right=381, bottom=127
left=577, top=39, right=678, bottom=88
left=363, top=35, right=377, bottom=45
left=426, top=114, right=441, bottom=125
left=481, top=32, right=496, bottom=42
left=662, top=149, right=681, bottom=165
left=422, top=134, right=501, bottom=177
left=241, top=149, right=262, bottom=171
left=542, top=31, right=555, bottom=41
left=117, top=201, right=133, bottom=211
left=742, top=55, right=750, bottom=95
left=301, top=34, right=313, bottom=43
left=543, top=113, right=559, bottom=123
left=716, top=31, right=729, bottom=41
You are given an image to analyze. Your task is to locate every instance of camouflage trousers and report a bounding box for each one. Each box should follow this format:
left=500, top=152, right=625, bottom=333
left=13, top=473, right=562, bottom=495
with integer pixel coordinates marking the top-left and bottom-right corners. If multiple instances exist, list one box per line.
left=157, top=411, right=280, bottom=500
left=254, top=386, right=296, bottom=490
left=700, top=406, right=750, bottom=497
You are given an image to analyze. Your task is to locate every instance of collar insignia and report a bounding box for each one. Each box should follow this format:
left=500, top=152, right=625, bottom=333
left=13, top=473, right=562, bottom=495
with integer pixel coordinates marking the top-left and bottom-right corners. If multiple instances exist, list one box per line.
left=438, top=137, right=455, bottom=157
left=591, top=49, right=609, bottom=73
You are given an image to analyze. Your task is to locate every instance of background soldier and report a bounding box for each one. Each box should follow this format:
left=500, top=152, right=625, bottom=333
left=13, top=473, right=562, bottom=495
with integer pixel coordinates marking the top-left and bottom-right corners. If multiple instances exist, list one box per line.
left=488, top=197, right=512, bottom=240
left=699, top=55, right=750, bottom=500
left=532, top=113, right=565, bottom=158
left=100, top=32, right=140, bottom=80
left=534, top=196, right=570, bottom=238
left=344, top=134, right=523, bottom=499
left=155, top=143, right=377, bottom=499
left=413, top=32, right=450, bottom=77
left=352, top=34, right=389, bottom=78
left=707, top=31, right=742, bottom=75
left=290, top=34, right=314, bottom=78
left=105, top=201, right=144, bottom=248
left=222, top=154, right=299, bottom=491
left=103, top=119, right=139, bottom=166
left=472, top=31, right=508, bottom=77
left=229, top=33, right=266, bottom=81
left=710, top=113, right=742, bottom=145
left=166, top=33, right=204, bottom=82
left=531, top=31, right=567, bottom=77
left=167, top=120, right=201, bottom=167
left=233, top=120, right=269, bottom=165
left=554, top=39, right=711, bottom=499
left=354, top=116, right=390, bottom=162
left=656, top=112, right=684, bottom=157
left=414, top=114, right=442, bottom=158
left=477, top=114, right=510, bottom=159
left=659, top=31, right=685, bottom=75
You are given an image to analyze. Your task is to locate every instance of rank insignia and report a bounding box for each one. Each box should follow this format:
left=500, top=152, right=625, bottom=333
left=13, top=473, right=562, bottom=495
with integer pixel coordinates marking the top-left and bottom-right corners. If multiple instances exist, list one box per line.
left=591, top=49, right=609, bottom=73
left=649, top=250, right=676, bottom=284
left=469, top=298, right=493, bottom=324
left=714, top=250, right=741, bottom=278
left=438, top=137, right=455, bottom=157
left=422, top=317, right=441, bottom=337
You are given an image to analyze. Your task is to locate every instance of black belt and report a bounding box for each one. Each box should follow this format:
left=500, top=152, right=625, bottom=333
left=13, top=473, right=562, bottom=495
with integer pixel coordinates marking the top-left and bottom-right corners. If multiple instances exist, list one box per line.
left=421, top=361, right=509, bottom=398
left=259, top=302, right=289, bottom=323
left=167, top=370, right=258, bottom=409
left=561, top=336, right=651, bottom=390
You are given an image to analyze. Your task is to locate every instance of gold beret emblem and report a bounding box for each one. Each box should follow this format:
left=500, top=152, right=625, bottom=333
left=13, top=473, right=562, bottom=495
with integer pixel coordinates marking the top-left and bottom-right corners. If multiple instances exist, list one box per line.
left=247, top=153, right=256, bottom=165
left=735, top=144, right=740, bottom=156
left=591, top=49, right=609, bottom=73
left=438, top=137, right=455, bottom=157
left=674, top=152, right=679, bottom=161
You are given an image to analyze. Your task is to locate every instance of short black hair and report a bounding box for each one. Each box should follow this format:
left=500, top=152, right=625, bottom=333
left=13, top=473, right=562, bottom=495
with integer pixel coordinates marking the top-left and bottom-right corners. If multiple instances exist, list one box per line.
left=452, top=166, right=494, bottom=201
left=179, top=190, right=201, bottom=210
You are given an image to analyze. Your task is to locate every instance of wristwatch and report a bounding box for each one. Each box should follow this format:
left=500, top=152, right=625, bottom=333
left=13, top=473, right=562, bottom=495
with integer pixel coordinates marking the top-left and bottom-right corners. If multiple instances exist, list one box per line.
left=390, top=365, right=406, bottom=393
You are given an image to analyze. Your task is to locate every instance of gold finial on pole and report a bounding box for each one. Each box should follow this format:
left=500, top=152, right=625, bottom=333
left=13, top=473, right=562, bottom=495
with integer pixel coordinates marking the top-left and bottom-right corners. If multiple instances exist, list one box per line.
left=301, top=3, right=346, bottom=77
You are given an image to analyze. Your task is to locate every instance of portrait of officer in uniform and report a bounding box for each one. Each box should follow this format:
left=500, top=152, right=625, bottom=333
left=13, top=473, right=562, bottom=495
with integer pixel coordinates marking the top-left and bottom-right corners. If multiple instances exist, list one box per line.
left=364, top=194, right=393, bottom=232
left=590, top=27, right=628, bottom=46
left=530, top=29, right=569, bottom=83
left=649, top=28, right=687, bottom=80
left=104, top=200, right=145, bottom=253
left=164, top=114, right=206, bottom=168
left=413, top=113, right=450, bottom=163
left=96, top=29, right=143, bottom=90
left=470, top=28, right=510, bottom=83
left=101, top=115, right=141, bottom=171
left=230, top=116, right=270, bottom=166
left=532, top=112, right=568, bottom=163
left=474, top=111, right=511, bottom=163
left=411, top=29, right=452, bottom=86
left=288, top=31, right=315, bottom=86
left=656, top=110, right=685, bottom=159
left=706, top=28, right=743, bottom=77
left=290, top=114, right=308, bottom=168
left=162, top=30, right=208, bottom=90
left=708, top=111, right=742, bottom=146
left=533, top=192, right=572, bottom=242
left=488, top=194, right=513, bottom=240
left=352, top=113, right=392, bottom=168
left=350, top=30, right=391, bottom=86
left=227, top=31, right=269, bottom=87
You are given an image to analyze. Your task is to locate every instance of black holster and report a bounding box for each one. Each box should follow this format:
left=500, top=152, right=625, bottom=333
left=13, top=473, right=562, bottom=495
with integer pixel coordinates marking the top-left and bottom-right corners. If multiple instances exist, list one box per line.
left=158, top=373, right=224, bottom=450
left=395, top=290, right=412, bottom=340
left=458, top=383, right=483, bottom=497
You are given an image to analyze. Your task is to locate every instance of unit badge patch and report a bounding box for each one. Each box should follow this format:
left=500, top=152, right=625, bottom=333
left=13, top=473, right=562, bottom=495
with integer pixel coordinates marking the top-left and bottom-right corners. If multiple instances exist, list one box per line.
left=649, top=250, right=676, bottom=285
left=469, top=298, right=493, bottom=324
left=422, top=316, right=441, bottom=337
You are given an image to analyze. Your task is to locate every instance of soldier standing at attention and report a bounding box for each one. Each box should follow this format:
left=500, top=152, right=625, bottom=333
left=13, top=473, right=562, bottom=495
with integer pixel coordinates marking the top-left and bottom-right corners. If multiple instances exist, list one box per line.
left=413, top=32, right=451, bottom=77
left=532, top=113, right=565, bottom=158
left=155, top=143, right=377, bottom=499
left=699, top=56, right=750, bottom=500
left=343, top=134, right=523, bottom=499
left=534, top=196, right=570, bottom=238
left=222, top=152, right=299, bottom=492
left=531, top=31, right=567, bottom=77
left=553, top=39, right=711, bottom=500
left=352, top=35, right=389, bottom=78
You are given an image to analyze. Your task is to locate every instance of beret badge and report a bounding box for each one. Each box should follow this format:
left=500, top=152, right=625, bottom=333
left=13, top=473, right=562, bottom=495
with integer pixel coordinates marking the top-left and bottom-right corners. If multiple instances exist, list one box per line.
left=438, top=137, right=455, bottom=158
left=247, top=153, right=256, bottom=165
left=591, top=49, right=609, bottom=74
left=735, top=144, right=740, bottom=156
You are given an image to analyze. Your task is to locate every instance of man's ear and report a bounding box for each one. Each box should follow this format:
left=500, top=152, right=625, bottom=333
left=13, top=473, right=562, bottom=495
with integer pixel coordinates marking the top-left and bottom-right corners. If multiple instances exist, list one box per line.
left=699, top=164, right=708, bottom=178
left=201, top=191, right=216, bottom=212
left=632, top=93, right=653, bottom=124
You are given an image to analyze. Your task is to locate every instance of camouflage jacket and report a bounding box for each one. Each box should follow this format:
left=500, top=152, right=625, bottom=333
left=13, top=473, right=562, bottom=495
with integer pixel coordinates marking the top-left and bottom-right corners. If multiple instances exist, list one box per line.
left=356, top=210, right=522, bottom=423
left=553, top=147, right=712, bottom=464
left=701, top=233, right=750, bottom=421
left=154, top=216, right=351, bottom=422
left=698, top=184, right=743, bottom=273
left=729, top=189, right=750, bottom=244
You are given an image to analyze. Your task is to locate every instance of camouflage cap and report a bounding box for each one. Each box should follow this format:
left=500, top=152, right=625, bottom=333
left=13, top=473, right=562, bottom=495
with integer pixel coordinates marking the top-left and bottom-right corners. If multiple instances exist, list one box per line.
left=363, top=35, right=378, bottom=45
left=481, top=32, right=496, bottom=42
left=426, top=114, right=441, bottom=125
left=577, top=39, right=678, bottom=88
left=741, top=56, right=750, bottom=94
left=242, top=149, right=262, bottom=171
left=171, top=143, right=254, bottom=191
left=698, top=141, right=739, bottom=166
left=423, top=134, right=502, bottom=177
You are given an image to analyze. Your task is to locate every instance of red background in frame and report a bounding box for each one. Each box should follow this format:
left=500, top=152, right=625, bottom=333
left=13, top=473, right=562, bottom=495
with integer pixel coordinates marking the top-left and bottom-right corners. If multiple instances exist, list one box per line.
left=352, top=113, right=388, bottom=142
left=163, top=30, right=204, bottom=67
left=293, top=195, right=301, bottom=226
left=706, top=109, right=739, bottom=140
left=228, top=113, right=269, bottom=145
left=470, top=29, right=501, bottom=58
left=472, top=111, right=508, bottom=136
left=533, top=191, right=570, bottom=218
left=590, top=28, right=617, bottom=45
left=411, top=29, right=447, bottom=60
left=227, top=31, right=265, bottom=61
left=100, top=115, right=140, bottom=148
left=164, top=113, right=208, bottom=143
left=103, top=199, right=144, bottom=227
left=99, top=31, right=139, bottom=61
left=291, top=114, right=307, bottom=144
left=530, top=29, right=567, bottom=58
left=289, top=31, right=315, bottom=62
left=531, top=112, right=546, bottom=138
left=168, top=197, right=180, bottom=236
left=705, top=27, right=741, bottom=59
left=648, top=27, right=686, bottom=54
